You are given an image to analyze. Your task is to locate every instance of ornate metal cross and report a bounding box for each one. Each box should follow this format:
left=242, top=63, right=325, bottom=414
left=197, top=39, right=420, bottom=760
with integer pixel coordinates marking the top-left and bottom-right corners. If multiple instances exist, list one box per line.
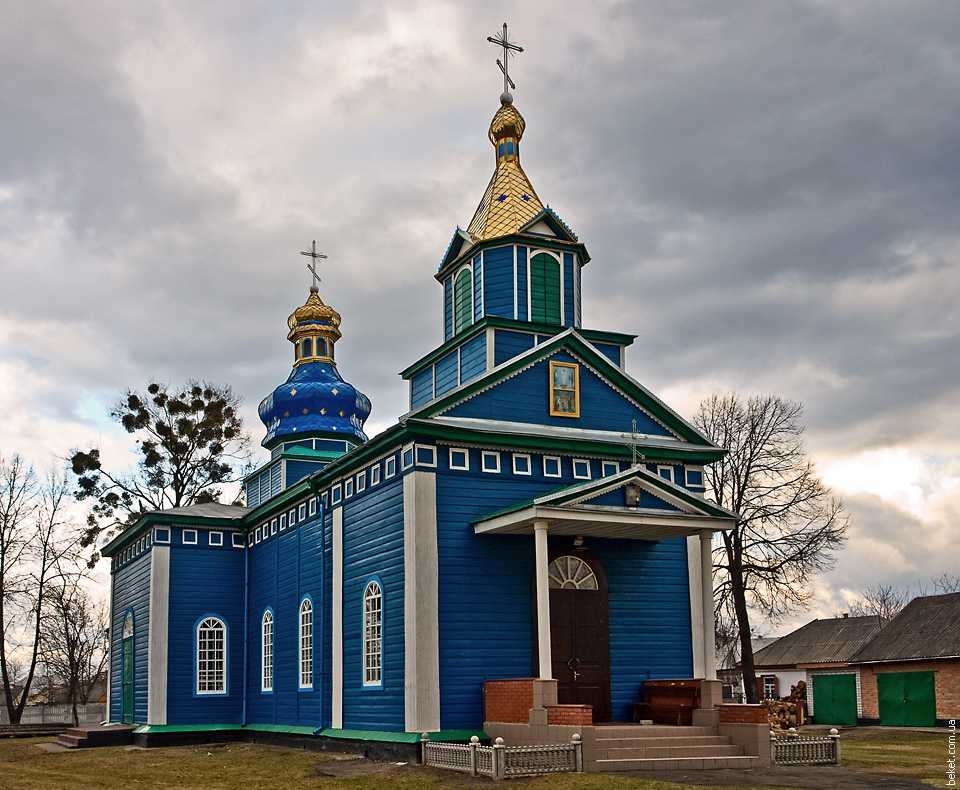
left=300, top=240, right=327, bottom=289
left=487, top=22, right=523, bottom=94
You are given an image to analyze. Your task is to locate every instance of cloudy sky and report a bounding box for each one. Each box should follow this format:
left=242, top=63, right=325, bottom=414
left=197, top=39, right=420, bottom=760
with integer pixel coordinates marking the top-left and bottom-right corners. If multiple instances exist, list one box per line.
left=2, top=1, right=958, bottom=633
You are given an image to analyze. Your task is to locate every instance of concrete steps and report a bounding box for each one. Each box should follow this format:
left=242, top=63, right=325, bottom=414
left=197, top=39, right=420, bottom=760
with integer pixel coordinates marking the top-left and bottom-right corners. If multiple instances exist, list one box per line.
left=593, top=724, right=715, bottom=738
left=596, top=755, right=761, bottom=771
left=55, top=725, right=135, bottom=749
left=599, top=743, right=744, bottom=760
left=590, top=725, right=760, bottom=771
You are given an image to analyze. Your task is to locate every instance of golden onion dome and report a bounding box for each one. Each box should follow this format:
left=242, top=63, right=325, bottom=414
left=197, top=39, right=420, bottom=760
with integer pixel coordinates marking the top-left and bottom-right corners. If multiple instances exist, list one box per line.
left=488, top=94, right=526, bottom=144
left=287, top=286, right=341, bottom=336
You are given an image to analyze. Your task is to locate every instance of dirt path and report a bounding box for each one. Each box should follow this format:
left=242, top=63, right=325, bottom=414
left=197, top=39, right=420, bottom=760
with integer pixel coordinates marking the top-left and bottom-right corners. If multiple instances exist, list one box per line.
left=643, top=765, right=931, bottom=790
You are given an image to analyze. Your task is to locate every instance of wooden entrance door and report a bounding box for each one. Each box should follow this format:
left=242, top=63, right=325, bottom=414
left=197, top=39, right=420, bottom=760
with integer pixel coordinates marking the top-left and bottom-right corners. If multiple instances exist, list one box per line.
left=547, top=554, right=611, bottom=722
left=121, top=637, right=134, bottom=724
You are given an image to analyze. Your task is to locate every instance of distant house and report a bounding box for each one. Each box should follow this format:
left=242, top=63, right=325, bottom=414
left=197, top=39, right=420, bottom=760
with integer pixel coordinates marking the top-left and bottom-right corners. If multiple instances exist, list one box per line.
left=851, top=592, right=960, bottom=727
left=719, top=636, right=780, bottom=702
left=751, top=614, right=883, bottom=725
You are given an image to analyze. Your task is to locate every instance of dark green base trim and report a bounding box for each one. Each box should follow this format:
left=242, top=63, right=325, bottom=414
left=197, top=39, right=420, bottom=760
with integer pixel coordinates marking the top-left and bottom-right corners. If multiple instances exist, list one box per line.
left=318, top=727, right=487, bottom=744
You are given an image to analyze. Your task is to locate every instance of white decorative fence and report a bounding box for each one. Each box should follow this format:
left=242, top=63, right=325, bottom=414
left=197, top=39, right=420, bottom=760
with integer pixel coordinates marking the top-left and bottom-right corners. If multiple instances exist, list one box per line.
left=421, top=733, right=583, bottom=780
left=0, top=703, right=105, bottom=725
left=771, top=728, right=841, bottom=765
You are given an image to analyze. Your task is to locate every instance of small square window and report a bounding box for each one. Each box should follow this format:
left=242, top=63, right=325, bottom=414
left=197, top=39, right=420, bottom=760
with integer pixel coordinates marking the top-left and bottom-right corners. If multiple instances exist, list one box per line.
left=573, top=459, right=591, bottom=480
left=549, top=360, right=580, bottom=417
left=481, top=451, right=501, bottom=473
left=232, top=533, right=245, bottom=548
left=401, top=444, right=415, bottom=470
left=209, top=531, right=223, bottom=547
left=146, top=534, right=151, bottom=548
left=182, top=529, right=198, bottom=545
left=288, top=508, right=296, bottom=526
left=277, top=515, right=285, bottom=532
left=602, top=461, right=620, bottom=478
left=513, top=453, right=532, bottom=475
left=248, top=533, right=254, bottom=547
left=356, top=471, right=366, bottom=492
left=298, top=502, right=307, bottom=520
left=154, top=526, right=170, bottom=544
left=385, top=457, right=397, bottom=478
left=449, top=448, right=469, bottom=471
left=543, top=456, right=562, bottom=478
left=415, top=444, right=437, bottom=467
left=309, top=498, right=317, bottom=517
left=322, top=491, right=329, bottom=508
left=332, top=484, right=342, bottom=504
left=657, top=465, right=674, bottom=483
left=255, top=527, right=262, bottom=543
left=370, top=464, right=381, bottom=486
left=686, top=467, right=705, bottom=488
left=344, top=479, right=354, bottom=498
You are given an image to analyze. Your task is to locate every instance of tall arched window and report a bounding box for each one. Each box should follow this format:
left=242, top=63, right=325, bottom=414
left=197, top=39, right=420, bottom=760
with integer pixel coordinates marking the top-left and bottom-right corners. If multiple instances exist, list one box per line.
left=530, top=252, right=561, bottom=325
left=547, top=555, right=598, bottom=590
left=196, top=617, right=226, bottom=694
left=299, top=598, right=313, bottom=690
left=122, top=611, right=134, bottom=639
left=362, top=580, right=383, bottom=687
left=261, top=610, right=274, bottom=692
left=453, top=267, right=473, bottom=335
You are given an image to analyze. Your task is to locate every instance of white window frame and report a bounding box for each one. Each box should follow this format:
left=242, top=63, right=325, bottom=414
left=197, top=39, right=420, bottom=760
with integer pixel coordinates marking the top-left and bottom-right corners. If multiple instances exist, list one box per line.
left=287, top=508, right=296, bottom=527
left=415, top=444, right=437, bottom=468
left=572, top=459, right=591, bottom=480
left=452, top=263, right=474, bottom=335
left=196, top=616, right=226, bottom=695
left=275, top=516, right=282, bottom=533
left=481, top=451, right=501, bottom=474
left=763, top=675, right=777, bottom=700
left=513, top=453, right=532, bottom=475
left=385, top=456, right=397, bottom=478
left=448, top=447, right=470, bottom=471
left=370, top=464, right=381, bottom=486
left=298, top=598, right=313, bottom=690
left=208, top=531, right=223, bottom=547
left=602, top=461, right=620, bottom=478
left=255, top=526, right=262, bottom=544
left=261, top=609, right=274, bottom=693
left=331, top=484, right=342, bottom=504
left=362, top=580, right=383, bottom=688
left=657, top=465, right=675, bottom=483
left=154, top=527, right=170, bottom=544
left=183, top=529, right=198, bottom=545
left=344, top=479, right=354, bottom=499
left=543, top=455, right=562, bottom=478
left=232, top=533, right=245, bottom=548
left=401, top=443, right=415, bottom=471
left=685, top=465, right=705, bottom=487
left=309, top=497, right=317, bottom=517
left=248, top=533, right=255, bottom=547
left=356, top=471, right=366, bottom=493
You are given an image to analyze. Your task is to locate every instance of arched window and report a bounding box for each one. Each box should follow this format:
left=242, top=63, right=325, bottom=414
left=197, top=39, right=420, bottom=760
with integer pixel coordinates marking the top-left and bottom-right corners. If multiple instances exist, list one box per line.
left=261, top=610, right=274, bottom=692
left=196, top=617, right=226, bottom=694
left=453, top=267, right=473, bottom=335
left=530, top=252, right=561, bottom=325
left=299, top=598, right=313, bottom=689
left=547, top=556, right=598, bottom=590
left=122, top=611, right=134, bottom=640
left=362, top=580, right=383, bottom=687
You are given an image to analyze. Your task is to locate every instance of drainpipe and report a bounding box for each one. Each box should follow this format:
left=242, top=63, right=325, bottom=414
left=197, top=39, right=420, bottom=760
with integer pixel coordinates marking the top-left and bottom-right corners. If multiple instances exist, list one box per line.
left=241, top=534, right=249, bottom=726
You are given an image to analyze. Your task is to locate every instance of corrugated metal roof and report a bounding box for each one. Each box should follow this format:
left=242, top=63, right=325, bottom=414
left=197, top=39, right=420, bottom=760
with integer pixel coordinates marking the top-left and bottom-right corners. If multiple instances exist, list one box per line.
left=852, top=592, right=960, bottom=663
left=154, top=502, right=249, bottom=520
left=752, top=615, right=883, bottom=667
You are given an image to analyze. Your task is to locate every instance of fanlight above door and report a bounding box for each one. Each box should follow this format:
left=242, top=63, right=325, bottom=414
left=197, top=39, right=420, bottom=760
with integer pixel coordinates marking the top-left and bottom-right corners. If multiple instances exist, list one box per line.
left=548, top=555, right=598, bottom=590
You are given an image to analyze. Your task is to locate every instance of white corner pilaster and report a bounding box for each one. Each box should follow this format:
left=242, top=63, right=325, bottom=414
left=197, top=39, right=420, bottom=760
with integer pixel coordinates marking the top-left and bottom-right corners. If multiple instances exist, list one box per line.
left=403, top=471, right=440, bottom=732
left=147, top=545, right=170, bottom=725
left=485, top=326, right=495, bottom=372
left=332, top=506, right=344, bottom=728
left=534, top=521, right=552, bottom=679
left=687, top=536, right=705, bottom=678
left=700, top=531, right=717, bottom=681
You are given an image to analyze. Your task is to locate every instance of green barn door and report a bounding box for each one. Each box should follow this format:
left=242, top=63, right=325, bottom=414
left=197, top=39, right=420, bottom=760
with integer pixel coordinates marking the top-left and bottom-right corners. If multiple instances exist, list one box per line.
left=812, top=674, right=857, bottom=725
left=877, top=671, right=936, bottom=726
left=530, top=253, right=561, bottom=325
left=121, top=611, right=134, bottom=724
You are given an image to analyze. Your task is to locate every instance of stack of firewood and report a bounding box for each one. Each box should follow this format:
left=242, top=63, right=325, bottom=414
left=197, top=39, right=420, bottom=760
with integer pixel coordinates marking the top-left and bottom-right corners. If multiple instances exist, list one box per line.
left=765, top=680, right=807, bottom=729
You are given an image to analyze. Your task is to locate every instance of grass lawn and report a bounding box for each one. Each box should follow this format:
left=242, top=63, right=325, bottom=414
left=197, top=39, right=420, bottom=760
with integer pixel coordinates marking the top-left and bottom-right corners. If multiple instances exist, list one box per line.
left=837, top=728, right=952, bottom=787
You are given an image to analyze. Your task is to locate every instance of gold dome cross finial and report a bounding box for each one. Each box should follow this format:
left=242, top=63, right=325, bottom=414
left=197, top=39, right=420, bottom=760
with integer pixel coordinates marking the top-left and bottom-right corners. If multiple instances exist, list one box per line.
left=300, top=240, right=327, bottom=292
left=487, top=22, right=523, bottom=99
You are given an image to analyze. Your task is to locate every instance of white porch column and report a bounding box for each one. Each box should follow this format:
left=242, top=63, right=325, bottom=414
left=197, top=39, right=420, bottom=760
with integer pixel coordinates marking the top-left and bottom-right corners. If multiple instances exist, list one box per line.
left=699, top=531, right=717, bottom=681
left=534, top=520, right=552, bottom=679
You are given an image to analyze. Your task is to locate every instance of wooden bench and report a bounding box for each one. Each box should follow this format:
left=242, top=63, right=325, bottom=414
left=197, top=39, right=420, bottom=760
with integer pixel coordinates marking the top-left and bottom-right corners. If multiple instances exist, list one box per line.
left=632, top=680, right=701, bottom=725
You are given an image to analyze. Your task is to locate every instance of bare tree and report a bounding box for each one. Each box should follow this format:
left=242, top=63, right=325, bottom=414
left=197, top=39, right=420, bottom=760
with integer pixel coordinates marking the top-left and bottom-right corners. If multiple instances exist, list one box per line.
left=695, top=394, right=847, bottom=703
left=40, top=580, right=108, bottom=725
left=0, top=462, right=81, bottom=724
left=929, top=573, right=960, bottom=594
left=848, top=583, right=909, bottom=622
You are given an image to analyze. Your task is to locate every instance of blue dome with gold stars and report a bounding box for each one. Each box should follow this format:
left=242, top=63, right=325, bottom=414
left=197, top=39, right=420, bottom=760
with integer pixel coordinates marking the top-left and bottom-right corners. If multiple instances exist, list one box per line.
left=258, top=286, right=371, bottom=449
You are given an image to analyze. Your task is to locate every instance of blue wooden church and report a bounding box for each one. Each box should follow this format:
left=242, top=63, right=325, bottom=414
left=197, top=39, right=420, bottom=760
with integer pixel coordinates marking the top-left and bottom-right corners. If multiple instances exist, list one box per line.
left=101, top=82, right=735, bottom=749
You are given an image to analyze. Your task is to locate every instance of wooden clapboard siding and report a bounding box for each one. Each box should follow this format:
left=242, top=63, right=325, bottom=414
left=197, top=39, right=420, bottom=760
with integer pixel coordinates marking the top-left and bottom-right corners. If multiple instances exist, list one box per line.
left=111, top=552, right=151, bottom=724
left=530, top=252, right=561, bottom=325
left=435, top=349, right=458, bottom=396
left=482, top=245, right=514, bottom=318
left=494, top=328, right=536, bottom=366
left=459, top=332, right=486, bottom=384
left=411, top=367, right=434, bottom=408
left=563, top=252, right=575, bottom=328
left=443, top=275, right=453, bottom=341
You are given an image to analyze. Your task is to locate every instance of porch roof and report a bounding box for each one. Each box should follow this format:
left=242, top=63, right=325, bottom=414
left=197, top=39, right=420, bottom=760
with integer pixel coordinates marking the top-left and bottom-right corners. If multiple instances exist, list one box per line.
left=473, top=464, right=737, bottom=539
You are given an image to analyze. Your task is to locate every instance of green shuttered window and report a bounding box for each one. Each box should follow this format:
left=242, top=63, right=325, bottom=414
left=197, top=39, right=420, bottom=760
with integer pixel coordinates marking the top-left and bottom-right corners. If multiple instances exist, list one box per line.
left=530, top=252, right=561, bottom=325
left=454, top=268, right=473, bottom=335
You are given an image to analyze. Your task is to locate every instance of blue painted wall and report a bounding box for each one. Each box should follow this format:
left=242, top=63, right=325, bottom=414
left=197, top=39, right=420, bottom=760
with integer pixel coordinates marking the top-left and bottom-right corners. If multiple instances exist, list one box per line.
left=445, top=351, right=674, bottom=436
left=443, top=275, right=453, bottom=341
left=591, top=342, right=622, bottom=367
left=411, top=367, right=434, bottom=409
left=286, top=459, right=325, bottom=487
left=435, top=349, right=458, bottom=396
left=563, top=252, right=575, bottom=328
left=517, top=246, right=528, bottom=320
left=341, top=475, right=405, bottom=730
left=483, top=245, right=514, bottom=318
left=110, top=552, right=151, bottom=724
left=459, top=332, right=486, bottom=384
left=494, top=329, right=535, bottom=366
left=472, top=254, right=482, bottom=322
left=167, top=538, right=245, bottom=724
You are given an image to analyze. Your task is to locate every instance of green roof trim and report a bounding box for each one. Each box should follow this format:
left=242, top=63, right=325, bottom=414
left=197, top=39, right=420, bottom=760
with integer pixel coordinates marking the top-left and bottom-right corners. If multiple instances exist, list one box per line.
left=400, top=316, right=635, bottom=380
left=134, top=723, right=316, bottom=736
left=436, top=232, right=590, bottom=281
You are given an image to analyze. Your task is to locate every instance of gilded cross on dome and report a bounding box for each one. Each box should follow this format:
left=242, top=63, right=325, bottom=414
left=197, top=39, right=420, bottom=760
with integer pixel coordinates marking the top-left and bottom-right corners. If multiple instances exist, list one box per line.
left=300, top=240, right=327, bottom=291
left=487, top=22, right=523, bottom=98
